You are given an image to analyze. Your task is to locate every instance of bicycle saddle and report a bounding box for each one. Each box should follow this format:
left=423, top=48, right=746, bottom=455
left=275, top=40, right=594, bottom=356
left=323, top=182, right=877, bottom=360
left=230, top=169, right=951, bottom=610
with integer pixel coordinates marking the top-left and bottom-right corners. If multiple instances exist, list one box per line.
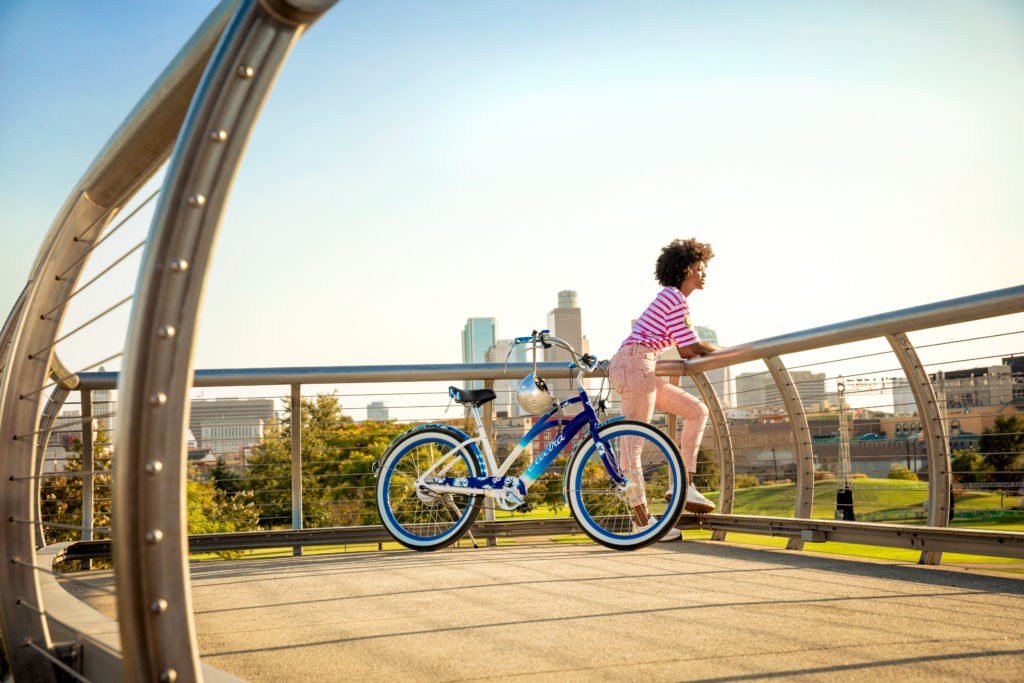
left=448, top=386, right=497, bottom=406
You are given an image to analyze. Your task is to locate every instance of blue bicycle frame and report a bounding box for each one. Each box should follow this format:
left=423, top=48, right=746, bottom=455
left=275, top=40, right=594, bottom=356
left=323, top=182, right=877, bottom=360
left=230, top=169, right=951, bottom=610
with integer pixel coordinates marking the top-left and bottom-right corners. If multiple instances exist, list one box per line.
left=427, top=385, right=627, bottom=499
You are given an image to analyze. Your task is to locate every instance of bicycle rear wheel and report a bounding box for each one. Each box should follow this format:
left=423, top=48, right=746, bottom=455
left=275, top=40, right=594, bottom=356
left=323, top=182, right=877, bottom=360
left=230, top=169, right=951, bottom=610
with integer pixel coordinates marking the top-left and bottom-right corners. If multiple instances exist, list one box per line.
left=375, top=427, right=484, bottom=550
left=566, top=420, right=686, bottom=550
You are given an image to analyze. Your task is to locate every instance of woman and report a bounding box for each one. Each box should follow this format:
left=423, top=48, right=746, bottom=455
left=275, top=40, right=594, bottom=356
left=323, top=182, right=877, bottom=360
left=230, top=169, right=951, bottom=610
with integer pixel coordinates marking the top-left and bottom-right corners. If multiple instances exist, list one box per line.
left=609, top=238, right=719, bottom=538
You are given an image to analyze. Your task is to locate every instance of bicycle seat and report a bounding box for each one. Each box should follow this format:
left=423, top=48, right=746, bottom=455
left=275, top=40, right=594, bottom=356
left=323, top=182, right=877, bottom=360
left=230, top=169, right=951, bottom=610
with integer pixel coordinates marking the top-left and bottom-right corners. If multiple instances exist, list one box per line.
left=448, top=386, right=497, bottom=407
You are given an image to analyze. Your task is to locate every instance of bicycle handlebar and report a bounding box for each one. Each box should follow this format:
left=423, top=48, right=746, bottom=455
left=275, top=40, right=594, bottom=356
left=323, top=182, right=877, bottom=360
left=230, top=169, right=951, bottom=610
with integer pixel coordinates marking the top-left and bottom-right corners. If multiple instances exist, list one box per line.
left=509, top=330, right=599, bottom=373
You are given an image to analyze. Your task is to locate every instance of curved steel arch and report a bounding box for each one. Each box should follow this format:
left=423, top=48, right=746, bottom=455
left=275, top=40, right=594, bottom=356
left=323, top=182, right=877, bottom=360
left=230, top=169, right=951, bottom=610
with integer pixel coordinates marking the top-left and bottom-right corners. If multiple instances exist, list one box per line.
left=113, top=0, right=337, bottom=680
left=0, top=2, right=241, bottom=678
left=689, top=371, right=734, bottom=541
left=887, top=332, right=951, bottom=565
left=763, top=355, right=815, bottom=550
left=0, top=193, right=114, bottom=682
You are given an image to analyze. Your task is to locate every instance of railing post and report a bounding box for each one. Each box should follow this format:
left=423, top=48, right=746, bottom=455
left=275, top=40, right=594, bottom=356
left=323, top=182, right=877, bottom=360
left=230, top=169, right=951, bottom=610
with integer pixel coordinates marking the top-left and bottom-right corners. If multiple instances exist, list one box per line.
left=80, top=389, right=95, bottom=571
left=291, top=383, right=303, bottom=556
left=482, top=379, right=497, bottom=546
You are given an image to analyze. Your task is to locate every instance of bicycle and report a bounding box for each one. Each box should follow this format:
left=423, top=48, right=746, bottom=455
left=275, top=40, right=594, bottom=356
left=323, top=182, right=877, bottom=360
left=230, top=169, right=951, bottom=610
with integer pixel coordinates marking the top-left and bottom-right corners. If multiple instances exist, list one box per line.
left=373, top=330, right=688, bottom=551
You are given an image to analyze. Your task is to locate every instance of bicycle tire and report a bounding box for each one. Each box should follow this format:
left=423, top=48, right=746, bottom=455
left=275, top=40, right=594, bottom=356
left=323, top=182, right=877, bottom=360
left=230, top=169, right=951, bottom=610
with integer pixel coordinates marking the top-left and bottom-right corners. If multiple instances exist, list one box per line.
left=375, top=426, right=484, bottom=550
left=566, top=420, right=686, bottom=550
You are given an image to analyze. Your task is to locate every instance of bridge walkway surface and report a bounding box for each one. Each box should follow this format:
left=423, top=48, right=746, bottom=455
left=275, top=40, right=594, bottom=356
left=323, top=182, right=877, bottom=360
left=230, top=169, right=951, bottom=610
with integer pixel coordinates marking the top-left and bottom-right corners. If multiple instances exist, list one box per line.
left=60, top=540, right=1024, bottom=681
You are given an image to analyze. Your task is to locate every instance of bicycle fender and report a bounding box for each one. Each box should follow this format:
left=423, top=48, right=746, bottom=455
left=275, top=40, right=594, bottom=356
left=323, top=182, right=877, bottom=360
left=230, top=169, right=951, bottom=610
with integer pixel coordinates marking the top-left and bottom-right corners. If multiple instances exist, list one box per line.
left=373, top=423, right=486, bottom=478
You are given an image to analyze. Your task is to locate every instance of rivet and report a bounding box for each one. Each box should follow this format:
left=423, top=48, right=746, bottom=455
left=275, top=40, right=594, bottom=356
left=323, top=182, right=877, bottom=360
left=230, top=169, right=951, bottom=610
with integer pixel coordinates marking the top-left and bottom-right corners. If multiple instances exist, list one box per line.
left=188, top=193, right=206, bottom=207
left=237, top=64, right=255, bottom=78
left=157, top=325, right=176, bottom=339
left=170, top=259, right=189, bottom=272
left=146, top=529, right=164, bottom=543
left=211, top=128, right=228, bottom=142
left=160, top=669, right=178, bottom=683
left=144, top=460, right=163, bottom=474
left=149, top=392, right=167, bottom=407
left=151, top=599, right=168, bottom=614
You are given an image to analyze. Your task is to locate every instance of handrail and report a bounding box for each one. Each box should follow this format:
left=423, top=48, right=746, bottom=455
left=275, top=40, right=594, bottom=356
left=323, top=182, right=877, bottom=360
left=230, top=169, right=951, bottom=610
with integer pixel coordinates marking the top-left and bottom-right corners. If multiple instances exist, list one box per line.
left=682, top=284, right=1024, bottom=375
left=76, top=361, right=585, bottom=389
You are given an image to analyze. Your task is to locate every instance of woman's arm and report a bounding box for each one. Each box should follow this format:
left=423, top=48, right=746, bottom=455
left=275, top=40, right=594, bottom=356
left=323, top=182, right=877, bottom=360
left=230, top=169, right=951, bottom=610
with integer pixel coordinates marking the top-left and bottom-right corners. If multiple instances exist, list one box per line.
left=677, top=340, right=720, bottom=358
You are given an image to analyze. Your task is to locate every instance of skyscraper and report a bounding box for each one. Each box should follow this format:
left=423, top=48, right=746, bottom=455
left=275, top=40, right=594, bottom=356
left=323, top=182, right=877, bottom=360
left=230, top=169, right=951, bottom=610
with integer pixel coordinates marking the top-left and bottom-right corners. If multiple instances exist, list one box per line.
left=462, top=317, right=497, bottom=390
left=545, top=290, right=589, bottom=402
left=486, top=340, right=527, bottom=417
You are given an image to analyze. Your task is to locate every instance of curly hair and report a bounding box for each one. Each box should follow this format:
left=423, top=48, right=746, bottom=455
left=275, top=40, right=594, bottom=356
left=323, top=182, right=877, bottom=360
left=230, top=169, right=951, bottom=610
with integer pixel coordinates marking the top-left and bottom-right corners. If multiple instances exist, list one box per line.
left=654, top=238, right=714, bottom=288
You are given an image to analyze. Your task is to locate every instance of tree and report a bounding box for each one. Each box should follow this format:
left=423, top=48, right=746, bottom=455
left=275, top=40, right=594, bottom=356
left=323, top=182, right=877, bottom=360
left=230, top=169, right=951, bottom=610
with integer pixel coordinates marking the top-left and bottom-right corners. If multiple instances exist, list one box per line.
left=186, top=475, right=259, bottom=558
left=978, top=415, right=1024, bottom=483
left=245, top=393, right=397, bottom=529
left=695, top=447, right=720, bottom=489
left=41, top=420, right=259, bottom=565
left=210, top=457, right=248, bottom=494
left=40, top=419, right=113, bottom=545
left=950, top=449, right=985, bottom=485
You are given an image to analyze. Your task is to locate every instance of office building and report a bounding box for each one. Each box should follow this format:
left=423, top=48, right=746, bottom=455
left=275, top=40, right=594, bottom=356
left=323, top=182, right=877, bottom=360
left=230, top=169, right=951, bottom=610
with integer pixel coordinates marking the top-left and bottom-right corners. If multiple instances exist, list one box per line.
left=486, top=340, right=527, bottom=418
left=545, top=290, right=589, bottom=402
left=367, top=401, right=390, bottom=422
left=891, top=378, right=916, bottom=416
left=734, top=370, right=826, bottom=415
left=462, top=317, right=497, bottom=390
left=188, top=397, right=275, bottom=458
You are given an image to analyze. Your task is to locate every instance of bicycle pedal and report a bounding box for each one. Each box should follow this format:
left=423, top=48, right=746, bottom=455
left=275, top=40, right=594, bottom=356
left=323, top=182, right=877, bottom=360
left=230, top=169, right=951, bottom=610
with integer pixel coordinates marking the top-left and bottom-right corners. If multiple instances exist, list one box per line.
left=515, top=502, right=535, bottom=514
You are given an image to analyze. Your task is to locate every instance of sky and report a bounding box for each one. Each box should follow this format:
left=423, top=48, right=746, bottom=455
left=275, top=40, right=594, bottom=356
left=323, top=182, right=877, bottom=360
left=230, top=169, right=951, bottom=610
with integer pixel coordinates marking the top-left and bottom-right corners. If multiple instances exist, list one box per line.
left=2, top=0, right=1023, bottom=413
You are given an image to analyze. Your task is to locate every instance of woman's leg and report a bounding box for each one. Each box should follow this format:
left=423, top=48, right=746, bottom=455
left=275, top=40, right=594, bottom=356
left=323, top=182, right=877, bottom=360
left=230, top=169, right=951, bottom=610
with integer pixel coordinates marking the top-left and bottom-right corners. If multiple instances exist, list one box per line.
left=654, top=379, right=715, bottom=513
left=608, top=348, right=657, bottom=521
left=653, top=379, right=709, bottom=475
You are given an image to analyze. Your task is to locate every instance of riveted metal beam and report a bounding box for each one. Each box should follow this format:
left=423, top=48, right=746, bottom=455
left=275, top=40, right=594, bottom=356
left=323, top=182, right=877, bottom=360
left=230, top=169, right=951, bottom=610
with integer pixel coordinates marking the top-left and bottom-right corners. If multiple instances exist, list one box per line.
left=691, top=372, right=734, bottom=541
left=764, top=356, right=815, bottom=550
left=886, top=333, right=951, bottom=565
left=0, top=193, right=112, bottom=682
left=2, top=1, right=240, bottom=672
left=112, top=1, right=338, bottom=680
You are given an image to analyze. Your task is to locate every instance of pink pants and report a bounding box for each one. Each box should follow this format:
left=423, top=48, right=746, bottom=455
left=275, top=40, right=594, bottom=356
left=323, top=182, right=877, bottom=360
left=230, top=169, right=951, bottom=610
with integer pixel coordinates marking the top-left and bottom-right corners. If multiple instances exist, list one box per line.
left=609, top=344, right=709, bottom=505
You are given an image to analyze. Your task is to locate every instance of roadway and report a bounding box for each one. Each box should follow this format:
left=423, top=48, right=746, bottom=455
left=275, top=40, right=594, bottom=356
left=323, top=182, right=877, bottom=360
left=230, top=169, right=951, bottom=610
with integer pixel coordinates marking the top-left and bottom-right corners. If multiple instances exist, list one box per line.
left=61, top=539, right=1024, bottom=681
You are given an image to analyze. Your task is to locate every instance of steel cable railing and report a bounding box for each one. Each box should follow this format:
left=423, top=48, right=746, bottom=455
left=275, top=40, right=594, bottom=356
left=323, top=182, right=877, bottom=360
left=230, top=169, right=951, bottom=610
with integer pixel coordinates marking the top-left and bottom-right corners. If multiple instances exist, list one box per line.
left=55, top=314, right=1024, bottom=547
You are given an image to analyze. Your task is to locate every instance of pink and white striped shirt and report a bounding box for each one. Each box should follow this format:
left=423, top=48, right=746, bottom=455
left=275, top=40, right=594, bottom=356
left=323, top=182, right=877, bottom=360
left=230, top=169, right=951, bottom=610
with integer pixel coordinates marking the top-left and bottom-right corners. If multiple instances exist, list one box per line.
left=619, top=287, right=700, bottom=354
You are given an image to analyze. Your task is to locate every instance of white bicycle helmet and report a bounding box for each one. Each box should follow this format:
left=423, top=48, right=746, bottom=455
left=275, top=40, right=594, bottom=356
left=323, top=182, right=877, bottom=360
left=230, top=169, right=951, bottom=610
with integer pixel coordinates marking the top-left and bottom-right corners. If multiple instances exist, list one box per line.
left=517, top=372, right=556, bottom=415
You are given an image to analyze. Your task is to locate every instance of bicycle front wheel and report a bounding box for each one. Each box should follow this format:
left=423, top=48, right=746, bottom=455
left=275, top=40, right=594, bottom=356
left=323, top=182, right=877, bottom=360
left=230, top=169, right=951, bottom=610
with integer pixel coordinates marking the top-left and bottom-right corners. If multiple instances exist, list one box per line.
left=566, top=420, right=686, bottom=550
left=375, top=427, right=483, bottom=551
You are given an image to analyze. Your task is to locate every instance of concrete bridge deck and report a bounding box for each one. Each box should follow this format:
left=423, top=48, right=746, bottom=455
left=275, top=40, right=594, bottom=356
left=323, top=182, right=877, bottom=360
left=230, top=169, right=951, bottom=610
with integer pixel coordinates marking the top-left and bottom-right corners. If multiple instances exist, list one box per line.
left=62, top=541, right=1024, bottom=681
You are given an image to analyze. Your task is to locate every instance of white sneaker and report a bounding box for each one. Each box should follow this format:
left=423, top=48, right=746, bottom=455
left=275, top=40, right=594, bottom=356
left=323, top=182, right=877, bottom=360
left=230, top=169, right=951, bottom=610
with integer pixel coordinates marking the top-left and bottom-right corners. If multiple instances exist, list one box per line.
left=632, top=516, right=682, bottom=542
left=684, top=483, right=715, bottom=514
